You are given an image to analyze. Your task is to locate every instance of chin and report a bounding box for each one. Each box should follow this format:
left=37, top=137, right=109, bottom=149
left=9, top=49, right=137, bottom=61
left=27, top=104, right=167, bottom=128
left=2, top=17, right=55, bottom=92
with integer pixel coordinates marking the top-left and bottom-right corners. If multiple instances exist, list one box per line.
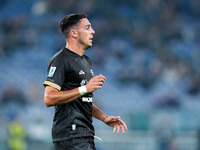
left=85, top=44, right=92, bottom=50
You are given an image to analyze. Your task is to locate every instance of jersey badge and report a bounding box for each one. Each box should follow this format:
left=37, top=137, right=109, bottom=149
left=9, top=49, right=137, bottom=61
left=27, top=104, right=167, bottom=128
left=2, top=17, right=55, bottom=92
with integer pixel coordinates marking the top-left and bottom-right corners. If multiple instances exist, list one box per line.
left=48, top=67, right=56, bottom=77
left=80, top=79, right=88, bottom=86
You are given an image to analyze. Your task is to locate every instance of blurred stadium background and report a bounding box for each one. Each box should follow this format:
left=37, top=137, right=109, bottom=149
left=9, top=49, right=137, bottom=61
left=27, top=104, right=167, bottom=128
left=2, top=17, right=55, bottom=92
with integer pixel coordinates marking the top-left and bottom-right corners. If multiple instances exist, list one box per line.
left=1, top=0, right=200, bottom=150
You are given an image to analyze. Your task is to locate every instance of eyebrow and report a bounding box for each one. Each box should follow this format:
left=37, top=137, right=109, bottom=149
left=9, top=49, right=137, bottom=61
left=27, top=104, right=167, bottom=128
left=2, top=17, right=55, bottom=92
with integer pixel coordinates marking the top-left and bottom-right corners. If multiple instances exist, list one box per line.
left=85, top=24, right=91, bottom=28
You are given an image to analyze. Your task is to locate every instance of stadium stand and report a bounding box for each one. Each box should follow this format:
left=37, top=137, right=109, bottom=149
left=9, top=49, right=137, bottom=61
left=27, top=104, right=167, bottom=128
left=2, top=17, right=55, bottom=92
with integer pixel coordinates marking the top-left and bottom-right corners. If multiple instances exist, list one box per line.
left=1, top=0, right=200, bottom=149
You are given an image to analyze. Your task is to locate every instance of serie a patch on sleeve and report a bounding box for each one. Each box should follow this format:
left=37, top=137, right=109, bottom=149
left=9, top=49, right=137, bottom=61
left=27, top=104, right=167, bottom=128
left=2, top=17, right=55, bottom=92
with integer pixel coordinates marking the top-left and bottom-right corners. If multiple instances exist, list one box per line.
left=48, top=67, right=56, bottom=77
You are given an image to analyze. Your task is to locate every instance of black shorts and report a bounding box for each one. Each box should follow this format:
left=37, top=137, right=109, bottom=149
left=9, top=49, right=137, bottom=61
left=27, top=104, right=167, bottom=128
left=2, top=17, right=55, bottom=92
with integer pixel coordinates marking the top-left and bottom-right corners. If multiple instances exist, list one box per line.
left=53, top=137, right=96, bottom=150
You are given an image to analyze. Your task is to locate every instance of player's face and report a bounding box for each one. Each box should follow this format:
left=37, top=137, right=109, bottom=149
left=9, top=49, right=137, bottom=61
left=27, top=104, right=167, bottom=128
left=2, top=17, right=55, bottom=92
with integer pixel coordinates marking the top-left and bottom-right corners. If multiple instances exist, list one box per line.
left=76, top=18, right=95, bottom=50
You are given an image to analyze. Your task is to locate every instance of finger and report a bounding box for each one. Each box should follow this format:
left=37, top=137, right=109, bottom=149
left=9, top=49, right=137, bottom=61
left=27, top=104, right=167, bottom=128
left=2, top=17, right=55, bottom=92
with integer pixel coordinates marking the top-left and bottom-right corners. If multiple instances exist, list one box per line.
left=113, top=126, right=117, bottom=133
left=96, top=83, right=104, bottom=89
left=123, top=122, right=128, bottom=130
left=96, top=82, right=104, bottom=86
left=117, top=126, right=120, bottom=134
left=98, top=78, right=106, bottom=83
left=95, top=76, right=105, bottom=80
left=94, top=78, right=105, bottom=85
left=119, top=119, right=128, bottom=130
left=98, top=79, right=105, bottom=84
left=98, top=74, right=106, bottom=80
left=120, top=125, right=126, bottom=134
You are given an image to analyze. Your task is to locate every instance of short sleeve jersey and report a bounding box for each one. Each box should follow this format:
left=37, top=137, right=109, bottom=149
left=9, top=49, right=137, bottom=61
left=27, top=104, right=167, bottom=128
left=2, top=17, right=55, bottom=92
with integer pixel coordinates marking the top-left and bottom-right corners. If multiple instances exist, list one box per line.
left=43, top=47, right=95, bottom=142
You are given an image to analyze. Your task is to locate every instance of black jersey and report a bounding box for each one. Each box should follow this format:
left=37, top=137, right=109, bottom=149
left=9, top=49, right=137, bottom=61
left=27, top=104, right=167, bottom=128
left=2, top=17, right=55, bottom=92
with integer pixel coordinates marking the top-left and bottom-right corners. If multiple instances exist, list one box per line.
left=43, top=47, right=95, bottom=142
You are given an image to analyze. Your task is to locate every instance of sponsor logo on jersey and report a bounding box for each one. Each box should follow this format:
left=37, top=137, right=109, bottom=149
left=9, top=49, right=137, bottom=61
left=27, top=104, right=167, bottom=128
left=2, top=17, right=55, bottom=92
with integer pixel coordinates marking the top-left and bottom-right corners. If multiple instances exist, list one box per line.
left=82, top=97, right=93, bottom=102
left=48, top=67, right=56, bottom=77
left=79, top=70, right=85, bottom=75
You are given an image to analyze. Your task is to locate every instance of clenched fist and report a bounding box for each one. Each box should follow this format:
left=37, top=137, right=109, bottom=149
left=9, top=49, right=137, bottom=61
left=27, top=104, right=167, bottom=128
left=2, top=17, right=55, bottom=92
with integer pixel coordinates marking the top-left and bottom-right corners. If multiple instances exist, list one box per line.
left=86, top=74, right=106, bottom=93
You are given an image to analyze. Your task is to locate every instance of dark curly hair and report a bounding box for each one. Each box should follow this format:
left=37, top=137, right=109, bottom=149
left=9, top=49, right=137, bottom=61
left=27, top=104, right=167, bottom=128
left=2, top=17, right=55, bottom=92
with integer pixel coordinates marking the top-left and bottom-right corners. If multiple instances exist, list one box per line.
left=59, top=13, right=87, bottom=39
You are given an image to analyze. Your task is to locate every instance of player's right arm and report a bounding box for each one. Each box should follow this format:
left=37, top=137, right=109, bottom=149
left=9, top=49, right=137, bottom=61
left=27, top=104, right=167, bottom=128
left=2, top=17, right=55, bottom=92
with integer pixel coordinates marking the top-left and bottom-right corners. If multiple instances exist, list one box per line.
left=44, top=86, right=81, bottom=107
left=44, top=74, right=106, bottom=107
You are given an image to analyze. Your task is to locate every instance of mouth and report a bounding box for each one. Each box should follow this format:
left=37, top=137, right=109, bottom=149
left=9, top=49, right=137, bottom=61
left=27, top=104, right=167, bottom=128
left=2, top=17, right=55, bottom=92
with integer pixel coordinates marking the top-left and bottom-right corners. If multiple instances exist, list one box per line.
left=89, top=38, right=93, bottom=42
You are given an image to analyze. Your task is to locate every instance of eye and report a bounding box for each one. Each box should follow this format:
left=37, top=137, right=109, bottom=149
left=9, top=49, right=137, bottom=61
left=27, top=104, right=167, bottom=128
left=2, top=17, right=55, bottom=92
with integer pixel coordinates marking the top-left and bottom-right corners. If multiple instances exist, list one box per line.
left=86, top=25, right=90, bottom=30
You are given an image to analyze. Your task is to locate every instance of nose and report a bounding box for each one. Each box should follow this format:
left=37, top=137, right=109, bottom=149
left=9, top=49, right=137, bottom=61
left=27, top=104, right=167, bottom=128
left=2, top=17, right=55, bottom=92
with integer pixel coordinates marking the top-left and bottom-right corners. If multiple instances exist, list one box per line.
left=91, top=28, right=95, bottom=34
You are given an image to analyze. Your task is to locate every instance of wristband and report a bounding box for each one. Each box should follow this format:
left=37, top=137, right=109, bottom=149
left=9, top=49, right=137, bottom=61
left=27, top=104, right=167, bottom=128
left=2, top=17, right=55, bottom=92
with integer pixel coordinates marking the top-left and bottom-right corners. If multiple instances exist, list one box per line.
left=78, top=86, right=87, bottom=96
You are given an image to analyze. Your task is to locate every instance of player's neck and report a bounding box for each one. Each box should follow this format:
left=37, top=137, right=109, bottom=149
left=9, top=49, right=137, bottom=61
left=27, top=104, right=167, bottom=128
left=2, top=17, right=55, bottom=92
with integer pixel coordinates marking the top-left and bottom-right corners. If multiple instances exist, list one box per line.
left=66, top=40, right=85, bottom=56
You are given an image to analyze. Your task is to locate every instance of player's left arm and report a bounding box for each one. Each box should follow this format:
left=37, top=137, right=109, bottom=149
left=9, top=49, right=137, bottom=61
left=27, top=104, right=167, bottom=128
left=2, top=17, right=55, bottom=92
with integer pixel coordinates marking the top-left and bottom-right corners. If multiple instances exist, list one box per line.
left=92, top=103, right=128, bottom=134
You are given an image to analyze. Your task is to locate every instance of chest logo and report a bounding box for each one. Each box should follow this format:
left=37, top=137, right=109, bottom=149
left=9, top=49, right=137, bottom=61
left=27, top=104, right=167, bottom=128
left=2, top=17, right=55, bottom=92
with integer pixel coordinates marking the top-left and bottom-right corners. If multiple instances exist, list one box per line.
left=80, top=79, right=88, bottom=86
left=79, top=70, right=85, bottom=75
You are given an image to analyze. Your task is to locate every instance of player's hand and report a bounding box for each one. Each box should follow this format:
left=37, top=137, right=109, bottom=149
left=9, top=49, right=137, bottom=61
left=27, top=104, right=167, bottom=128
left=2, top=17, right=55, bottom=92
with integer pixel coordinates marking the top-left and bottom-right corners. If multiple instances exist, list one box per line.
left=104, top=116, right=128, bottom=134
left=86, top=74, right=106, bottom=93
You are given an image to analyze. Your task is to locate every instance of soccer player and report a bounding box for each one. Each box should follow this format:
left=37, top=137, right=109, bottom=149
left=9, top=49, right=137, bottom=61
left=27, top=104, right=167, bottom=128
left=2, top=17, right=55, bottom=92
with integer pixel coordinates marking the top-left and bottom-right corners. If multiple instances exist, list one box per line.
left=43, top=13, right=128, bottom=150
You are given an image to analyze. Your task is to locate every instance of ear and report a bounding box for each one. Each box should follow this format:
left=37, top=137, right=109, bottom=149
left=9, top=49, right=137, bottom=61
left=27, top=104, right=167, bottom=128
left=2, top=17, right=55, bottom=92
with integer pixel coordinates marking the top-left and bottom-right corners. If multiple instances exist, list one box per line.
left=70, top=29, right=78, bottom=38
